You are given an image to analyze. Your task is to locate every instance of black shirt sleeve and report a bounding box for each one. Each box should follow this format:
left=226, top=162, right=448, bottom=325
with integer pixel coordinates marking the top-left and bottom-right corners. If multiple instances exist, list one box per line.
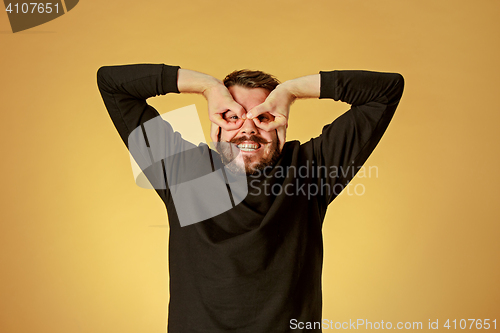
left=311, top=70, right=404, bottom=206
left=96, top=64, right=186, bottom=204
left=96, top=63, right=180, bottom=147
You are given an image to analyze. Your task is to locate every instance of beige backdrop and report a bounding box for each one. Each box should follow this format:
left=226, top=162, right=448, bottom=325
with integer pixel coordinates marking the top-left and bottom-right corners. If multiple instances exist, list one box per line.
left=1, top=0, right=499, bottom=332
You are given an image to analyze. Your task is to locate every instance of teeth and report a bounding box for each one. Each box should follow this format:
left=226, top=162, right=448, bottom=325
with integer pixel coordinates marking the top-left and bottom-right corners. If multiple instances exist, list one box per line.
left=237, top=143, right=259, bottom=151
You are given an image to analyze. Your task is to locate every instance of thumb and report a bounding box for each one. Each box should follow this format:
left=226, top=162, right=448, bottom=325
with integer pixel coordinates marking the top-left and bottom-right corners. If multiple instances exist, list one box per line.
left=246, top=103, right=268, bottom=120
left=276, top=125, right=287, bottom=152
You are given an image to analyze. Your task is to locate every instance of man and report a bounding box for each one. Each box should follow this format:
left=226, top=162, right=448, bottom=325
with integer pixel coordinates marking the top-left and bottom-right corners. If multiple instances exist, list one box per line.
left=97, top=64, right=404, bottom=332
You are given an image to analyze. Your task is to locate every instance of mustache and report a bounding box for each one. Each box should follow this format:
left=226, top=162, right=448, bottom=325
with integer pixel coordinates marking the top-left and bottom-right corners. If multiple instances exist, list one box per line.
left=229, top=135, right=271, bottom=145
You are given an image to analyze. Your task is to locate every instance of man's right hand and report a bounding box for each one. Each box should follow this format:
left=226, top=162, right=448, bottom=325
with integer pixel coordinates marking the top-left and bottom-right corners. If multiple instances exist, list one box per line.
left=177, top=69, right=246, bottom=142
left=202, top=82, right=246, bottom=132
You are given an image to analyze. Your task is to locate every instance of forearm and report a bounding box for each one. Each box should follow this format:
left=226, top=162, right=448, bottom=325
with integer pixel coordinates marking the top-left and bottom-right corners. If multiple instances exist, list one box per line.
left=97, top=64, right=180, bottom=98
left=319, top=70, right=404, bottom=106
left=279, top=74, right=321, bottom=100
left=177, top=68, right=223, bottom=97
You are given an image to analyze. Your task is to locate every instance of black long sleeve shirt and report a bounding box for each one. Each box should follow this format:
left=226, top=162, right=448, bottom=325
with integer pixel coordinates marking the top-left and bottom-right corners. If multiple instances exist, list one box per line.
left=97, top=64, right=404, bottom=332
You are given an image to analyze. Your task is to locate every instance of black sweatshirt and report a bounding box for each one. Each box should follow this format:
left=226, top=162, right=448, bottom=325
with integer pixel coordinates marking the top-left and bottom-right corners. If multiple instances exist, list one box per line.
left=97, top=64, right=404, bottom=332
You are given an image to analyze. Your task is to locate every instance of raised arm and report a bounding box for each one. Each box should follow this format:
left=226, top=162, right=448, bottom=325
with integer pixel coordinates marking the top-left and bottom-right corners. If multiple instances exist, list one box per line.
left=314, top=70, right=404, bottom=205
left=97, top=65, right=245, bottom=146
left=249, top=69, right=404, bottom=205
left=97, top=64, right=249, bottom=208
left=97, top=64, right=181, bottom=148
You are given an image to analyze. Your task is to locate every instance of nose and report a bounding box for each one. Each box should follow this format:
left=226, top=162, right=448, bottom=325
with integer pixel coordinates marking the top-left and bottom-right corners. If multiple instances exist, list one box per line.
left=238, top=118, right=258, bottom=135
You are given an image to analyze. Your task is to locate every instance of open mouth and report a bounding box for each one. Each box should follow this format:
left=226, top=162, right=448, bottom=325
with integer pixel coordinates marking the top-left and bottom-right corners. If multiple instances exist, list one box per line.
left=236, top=142, right=262, bottom=152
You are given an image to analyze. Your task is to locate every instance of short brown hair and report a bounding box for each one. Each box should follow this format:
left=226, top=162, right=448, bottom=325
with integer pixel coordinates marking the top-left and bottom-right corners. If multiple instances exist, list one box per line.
left=223, top=69, right=280, bottom=91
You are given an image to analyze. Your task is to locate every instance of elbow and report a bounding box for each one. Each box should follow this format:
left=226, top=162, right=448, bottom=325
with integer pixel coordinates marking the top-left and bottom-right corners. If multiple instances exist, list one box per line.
left=96, top=66, right=112, bottom=90
left=391, top=73, right=405, bottom=102
left=396, top=73, right=404, bottom=89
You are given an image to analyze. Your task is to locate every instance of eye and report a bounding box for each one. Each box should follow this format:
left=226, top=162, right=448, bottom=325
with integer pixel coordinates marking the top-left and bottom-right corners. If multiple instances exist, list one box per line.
left=257, top=114, right=273, bottom=123
left=224, top=113, right=239, bottom=122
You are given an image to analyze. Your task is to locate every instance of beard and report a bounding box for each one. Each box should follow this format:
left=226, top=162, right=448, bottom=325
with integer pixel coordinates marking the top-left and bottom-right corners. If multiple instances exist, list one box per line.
left=216, top=134, right=281, bottom=176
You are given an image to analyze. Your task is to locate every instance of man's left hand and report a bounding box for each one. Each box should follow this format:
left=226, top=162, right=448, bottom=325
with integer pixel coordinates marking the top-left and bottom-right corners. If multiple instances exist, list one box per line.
left=246, top=84, right=297, bottom=151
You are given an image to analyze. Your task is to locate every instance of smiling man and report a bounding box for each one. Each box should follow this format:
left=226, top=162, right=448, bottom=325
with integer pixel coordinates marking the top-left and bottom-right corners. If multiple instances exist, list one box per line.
left=97, top=63, right=404, bottom=332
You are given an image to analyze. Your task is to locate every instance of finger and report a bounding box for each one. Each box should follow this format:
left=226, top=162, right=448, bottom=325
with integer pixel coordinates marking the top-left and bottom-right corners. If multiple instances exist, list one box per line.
left=254, top=115, right=287, bottom=132
left=210, top=122, right=220, bottom=147
left=276, top=125, right=287, bottom=151
left=230, top=102, right=247, bottom=120
left=246, top=103, right=269, bottom=120
left=210, top=113, right=242, bottom=131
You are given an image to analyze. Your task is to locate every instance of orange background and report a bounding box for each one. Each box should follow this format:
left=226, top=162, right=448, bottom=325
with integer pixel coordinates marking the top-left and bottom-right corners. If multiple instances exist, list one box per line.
left=1, top=0, right=499, bottom=332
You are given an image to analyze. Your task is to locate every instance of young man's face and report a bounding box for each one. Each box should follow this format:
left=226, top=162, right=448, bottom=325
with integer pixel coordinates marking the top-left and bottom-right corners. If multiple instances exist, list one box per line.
left=218, top=85, right=280, bottom=175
